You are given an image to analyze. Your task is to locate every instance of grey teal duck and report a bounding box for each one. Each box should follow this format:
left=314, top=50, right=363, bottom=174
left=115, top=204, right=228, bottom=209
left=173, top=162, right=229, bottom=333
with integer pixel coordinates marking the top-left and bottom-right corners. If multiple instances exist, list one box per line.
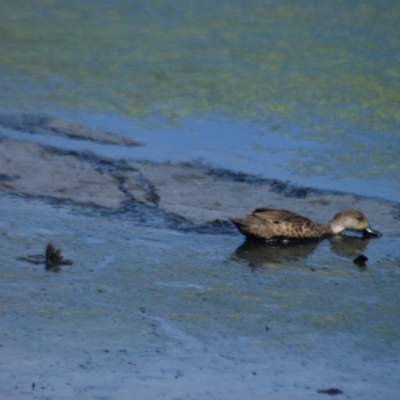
left=230, top=208, right=381, bottom=242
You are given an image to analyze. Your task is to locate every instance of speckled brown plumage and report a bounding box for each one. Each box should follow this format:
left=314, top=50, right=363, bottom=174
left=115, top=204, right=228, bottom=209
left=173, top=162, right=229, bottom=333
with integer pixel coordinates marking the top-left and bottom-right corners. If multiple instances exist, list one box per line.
left=230, top=207, right=381, bottom=241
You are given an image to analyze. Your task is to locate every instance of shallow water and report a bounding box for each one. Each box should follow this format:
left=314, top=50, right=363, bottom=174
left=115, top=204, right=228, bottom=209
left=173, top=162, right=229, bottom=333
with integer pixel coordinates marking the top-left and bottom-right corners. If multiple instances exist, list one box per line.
left=1, top=195, right=400, bottom=399
left=1, top=1, right=400, bottom=399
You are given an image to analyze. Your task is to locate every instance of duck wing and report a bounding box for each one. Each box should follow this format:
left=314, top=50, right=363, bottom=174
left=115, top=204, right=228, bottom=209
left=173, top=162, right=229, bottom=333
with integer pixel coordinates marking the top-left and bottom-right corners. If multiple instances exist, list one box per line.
left=230, top=208, right=328, bottom=240
left=252, top=208, right=308, bottom=223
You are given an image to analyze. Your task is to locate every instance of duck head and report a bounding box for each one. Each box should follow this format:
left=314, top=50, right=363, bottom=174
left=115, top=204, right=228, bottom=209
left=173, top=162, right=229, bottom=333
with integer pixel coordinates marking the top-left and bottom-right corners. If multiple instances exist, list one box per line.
left=330, top=210, right=381, bottom=237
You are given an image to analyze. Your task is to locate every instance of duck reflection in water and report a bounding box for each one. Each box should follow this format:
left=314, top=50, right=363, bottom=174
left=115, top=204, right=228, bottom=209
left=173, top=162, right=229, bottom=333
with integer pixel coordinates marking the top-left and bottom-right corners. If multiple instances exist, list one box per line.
left=233, top=235, right=373, bottom=266
left=233, top=239, right=319, bottom=265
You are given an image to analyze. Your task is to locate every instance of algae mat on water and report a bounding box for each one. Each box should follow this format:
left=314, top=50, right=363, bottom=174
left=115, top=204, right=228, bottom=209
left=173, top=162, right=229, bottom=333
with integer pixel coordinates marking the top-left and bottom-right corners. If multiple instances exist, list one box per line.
left=0, top=0, right=400, bottom=200
left=1, top=1, right=399, bottom=198
left=0, top=0, right=399, bottom=134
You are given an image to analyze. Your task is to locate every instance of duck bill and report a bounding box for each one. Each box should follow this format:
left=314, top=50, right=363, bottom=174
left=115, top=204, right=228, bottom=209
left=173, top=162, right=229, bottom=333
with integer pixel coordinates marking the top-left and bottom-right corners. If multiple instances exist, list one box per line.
left=363, top=225, right=382, bottom=238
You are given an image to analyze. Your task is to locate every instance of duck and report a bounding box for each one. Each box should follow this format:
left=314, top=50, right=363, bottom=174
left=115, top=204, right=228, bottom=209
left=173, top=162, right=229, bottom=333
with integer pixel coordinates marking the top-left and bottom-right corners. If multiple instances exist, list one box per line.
left=230, top=208, right=381, bottom=242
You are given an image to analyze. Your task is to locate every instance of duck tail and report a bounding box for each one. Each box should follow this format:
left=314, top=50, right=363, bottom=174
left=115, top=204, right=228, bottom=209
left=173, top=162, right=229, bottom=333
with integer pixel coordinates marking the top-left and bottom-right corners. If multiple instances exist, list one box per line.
left=229, top=217, right=257, bottom=238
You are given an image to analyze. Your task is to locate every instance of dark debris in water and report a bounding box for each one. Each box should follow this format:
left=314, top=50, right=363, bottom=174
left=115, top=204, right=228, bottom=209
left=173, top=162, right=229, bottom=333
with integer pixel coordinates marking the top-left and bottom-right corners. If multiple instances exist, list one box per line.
left=353, top=254, right=368, bottom=269
left=17, top=243, right=73, bottom=272
left=317, top=388, right=344, bottom=396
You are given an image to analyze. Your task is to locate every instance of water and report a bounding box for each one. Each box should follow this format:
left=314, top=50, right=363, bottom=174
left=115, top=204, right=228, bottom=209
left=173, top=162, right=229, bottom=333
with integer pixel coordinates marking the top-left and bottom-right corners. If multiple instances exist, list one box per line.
left=1, top=195, right=399, bottom=399
left=1, top=1, right=400, bottom=399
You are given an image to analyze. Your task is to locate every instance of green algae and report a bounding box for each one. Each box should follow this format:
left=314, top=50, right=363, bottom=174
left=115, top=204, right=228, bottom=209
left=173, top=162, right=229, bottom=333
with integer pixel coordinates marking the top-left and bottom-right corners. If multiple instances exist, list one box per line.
left=0, top=0, right=399, bottom=135
left=1, top=0, right=399, bottom=196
